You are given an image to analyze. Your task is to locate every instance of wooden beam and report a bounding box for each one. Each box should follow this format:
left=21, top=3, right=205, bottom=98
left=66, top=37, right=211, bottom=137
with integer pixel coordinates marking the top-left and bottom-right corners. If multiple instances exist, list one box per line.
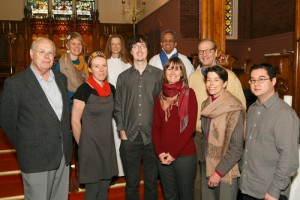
left=200, top=0, right=226, bottom=51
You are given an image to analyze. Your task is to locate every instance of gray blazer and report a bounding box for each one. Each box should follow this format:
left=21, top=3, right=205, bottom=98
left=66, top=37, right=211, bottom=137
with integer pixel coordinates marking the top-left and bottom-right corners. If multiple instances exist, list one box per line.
left=0, top=67, right=73, bottom=173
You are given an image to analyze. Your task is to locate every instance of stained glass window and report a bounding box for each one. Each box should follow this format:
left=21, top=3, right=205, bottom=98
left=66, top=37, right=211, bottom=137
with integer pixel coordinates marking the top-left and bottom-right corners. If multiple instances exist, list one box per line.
left=76, top=0, right=95, bottom=20
left=27, top=0, right=49, bottom=18
left=27, top=0, right=95, bottom=20
left=225, top=0, right=238, bottom=39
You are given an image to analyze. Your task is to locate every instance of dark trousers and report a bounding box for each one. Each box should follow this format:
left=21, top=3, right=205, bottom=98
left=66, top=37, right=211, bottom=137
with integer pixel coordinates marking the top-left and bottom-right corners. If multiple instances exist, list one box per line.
left=194, top=131, right=202, bottom=200
left=120, top=134, right=158, bottom=200
left=241, top=193, right=288, bottom=200
left=84, top=179, right=111, bottom=200
left=158, top=155, right=197, bottom=200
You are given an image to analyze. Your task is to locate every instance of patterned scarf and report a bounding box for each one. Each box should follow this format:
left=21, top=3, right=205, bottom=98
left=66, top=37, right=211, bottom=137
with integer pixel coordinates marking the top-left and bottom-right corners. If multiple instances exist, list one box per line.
left=86, top=75, right=111, bottom=97
left=201, top=90, right=244, bottom=184
left=73, top=55, right=89, bottom=77
left=160, top=81, right=189, bottom=133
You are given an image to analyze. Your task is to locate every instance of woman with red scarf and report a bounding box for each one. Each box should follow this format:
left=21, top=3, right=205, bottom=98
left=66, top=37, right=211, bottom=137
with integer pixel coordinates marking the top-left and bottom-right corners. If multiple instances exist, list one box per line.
left=152, top=57, right=198, bottom=200
left=71, top=51, right=118, bottom=200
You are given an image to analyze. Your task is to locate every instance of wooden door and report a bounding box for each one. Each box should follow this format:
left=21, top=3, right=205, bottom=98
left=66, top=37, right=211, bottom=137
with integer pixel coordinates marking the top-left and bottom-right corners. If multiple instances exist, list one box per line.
left=265, top=54, right=294, bottom=99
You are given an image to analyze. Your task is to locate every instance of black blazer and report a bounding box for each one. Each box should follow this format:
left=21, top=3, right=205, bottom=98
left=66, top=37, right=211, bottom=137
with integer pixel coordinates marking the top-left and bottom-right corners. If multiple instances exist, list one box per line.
left=0, top=67, right=73, bottom=173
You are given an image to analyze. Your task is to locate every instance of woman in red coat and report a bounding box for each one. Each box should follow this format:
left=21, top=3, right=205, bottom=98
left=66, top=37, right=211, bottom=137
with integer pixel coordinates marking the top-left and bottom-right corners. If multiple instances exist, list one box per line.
left=152, top=57, right=198, bottom=200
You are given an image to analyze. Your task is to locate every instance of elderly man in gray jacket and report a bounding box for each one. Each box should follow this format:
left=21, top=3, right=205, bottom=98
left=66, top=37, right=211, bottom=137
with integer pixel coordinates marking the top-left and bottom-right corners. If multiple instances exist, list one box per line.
left=0, top=37, right=73, bottom=200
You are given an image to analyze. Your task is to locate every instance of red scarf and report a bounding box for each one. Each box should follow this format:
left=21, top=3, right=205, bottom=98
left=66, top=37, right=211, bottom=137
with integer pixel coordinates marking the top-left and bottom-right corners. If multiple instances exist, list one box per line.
left=160, top=81, right=190, bottom=133
left=86, top=75, right=111, bottom=97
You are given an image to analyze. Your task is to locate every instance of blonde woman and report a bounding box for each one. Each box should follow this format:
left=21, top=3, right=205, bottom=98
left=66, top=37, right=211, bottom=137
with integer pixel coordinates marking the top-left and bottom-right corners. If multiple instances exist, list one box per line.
left=54, top=32, right=89, bottom=110
left=54, top=32, right=89, bottom=191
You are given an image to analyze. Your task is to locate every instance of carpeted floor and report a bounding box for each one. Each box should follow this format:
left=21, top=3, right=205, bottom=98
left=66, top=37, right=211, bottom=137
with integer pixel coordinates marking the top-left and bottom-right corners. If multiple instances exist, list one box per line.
left=0, top=129, right=165, bottom=200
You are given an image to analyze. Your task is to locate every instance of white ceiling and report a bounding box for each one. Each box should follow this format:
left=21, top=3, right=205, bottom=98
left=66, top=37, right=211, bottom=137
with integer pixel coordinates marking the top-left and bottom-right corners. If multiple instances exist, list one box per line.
left=0, top=0, right=170, bottom=24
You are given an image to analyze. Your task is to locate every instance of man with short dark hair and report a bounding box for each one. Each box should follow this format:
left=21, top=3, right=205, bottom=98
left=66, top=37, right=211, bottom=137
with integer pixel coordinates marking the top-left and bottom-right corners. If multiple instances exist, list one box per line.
left=114, top=35, right=162, bottom=200
left=149, top=29, right=194, bottom=76
left=240, top=63, right=299, bottom=200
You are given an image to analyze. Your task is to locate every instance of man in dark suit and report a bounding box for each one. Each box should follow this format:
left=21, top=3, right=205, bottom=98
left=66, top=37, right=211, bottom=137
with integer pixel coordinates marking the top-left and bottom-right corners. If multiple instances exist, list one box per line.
left=0, top=37, right=73, bottom=200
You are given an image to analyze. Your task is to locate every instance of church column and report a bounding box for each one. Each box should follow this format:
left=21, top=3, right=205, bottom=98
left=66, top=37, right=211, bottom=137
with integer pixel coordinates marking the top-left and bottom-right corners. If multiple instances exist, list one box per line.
left=200, top=0, right=226, bottom=52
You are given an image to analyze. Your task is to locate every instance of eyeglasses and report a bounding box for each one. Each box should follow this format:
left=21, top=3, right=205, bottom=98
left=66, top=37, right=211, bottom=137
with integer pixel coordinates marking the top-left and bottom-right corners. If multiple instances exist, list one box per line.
left=198, top=48, right=214, bottom=55
left=132, top=44, right=147, bottom=50
left=33, top=49, right=55, bottom=57
left=248, top=77, right=271, bottom=84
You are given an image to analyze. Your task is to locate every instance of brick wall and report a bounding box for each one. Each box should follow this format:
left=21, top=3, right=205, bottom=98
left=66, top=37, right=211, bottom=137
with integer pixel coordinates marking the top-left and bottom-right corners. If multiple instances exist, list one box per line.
left=238, top=0, right=295, bottom=39
left=227, top=0, right=295, bottom=70
left=180, top=0, right=199, bottom=39
left=251, top=0, right=295, bottom=38
left=137, top=0, right=199, bottom=58
left=137, top=0, right=295, bottom=65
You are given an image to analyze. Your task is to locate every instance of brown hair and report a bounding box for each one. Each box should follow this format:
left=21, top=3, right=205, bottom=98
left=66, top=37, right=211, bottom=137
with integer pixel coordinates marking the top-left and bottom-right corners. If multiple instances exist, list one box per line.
left=162, top=57, right=188, bottom=84
left=105, top=34, right=131, bottom=64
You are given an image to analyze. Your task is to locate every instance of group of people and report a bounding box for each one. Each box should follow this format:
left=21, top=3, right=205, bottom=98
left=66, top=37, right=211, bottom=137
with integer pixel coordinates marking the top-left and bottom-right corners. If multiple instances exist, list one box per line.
left=0, top=28, right=299, bottom=200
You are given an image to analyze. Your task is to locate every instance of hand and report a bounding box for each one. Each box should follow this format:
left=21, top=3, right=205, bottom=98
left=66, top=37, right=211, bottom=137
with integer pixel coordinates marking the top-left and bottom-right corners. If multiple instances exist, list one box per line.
left=158, top=152, right=168, bottom=163
left=208, top=172, right=221, bottom=188
left=120, top=130, right=128, bottom=140
left=264, top=193, right=277, bottom=200
left=161, top=153, right=175, bottom=165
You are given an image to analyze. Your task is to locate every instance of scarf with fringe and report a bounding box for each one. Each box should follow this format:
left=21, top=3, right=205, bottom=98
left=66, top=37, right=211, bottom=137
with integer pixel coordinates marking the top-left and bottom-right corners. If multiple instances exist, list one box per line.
left=201, top=90, right=244, bottom=184
left=159, top=81, right=189, bottom=133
